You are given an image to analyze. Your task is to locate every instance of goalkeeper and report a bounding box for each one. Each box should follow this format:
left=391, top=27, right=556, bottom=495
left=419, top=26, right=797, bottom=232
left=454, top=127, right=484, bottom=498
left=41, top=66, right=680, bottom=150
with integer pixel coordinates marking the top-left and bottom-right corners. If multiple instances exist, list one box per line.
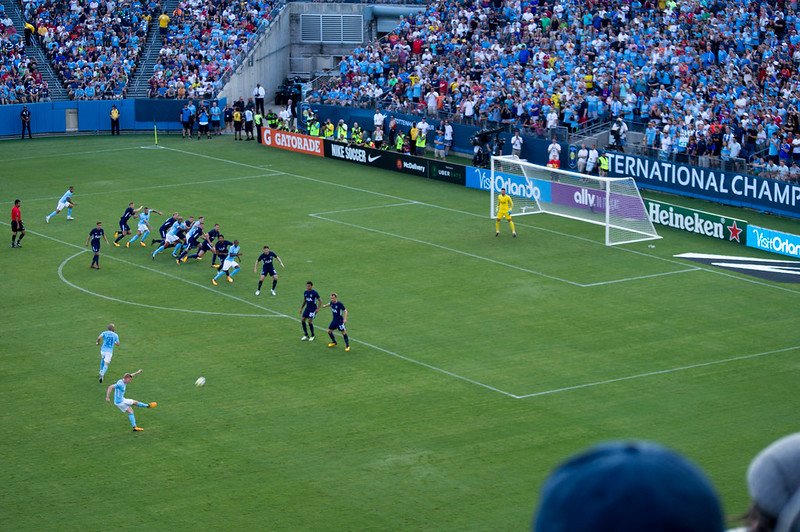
left=495, top=188, right=517, bottom=237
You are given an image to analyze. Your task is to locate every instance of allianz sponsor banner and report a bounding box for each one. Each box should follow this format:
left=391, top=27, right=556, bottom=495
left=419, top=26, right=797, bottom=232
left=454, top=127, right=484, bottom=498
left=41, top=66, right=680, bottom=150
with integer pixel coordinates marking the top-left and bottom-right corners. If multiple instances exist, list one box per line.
left=261, top=128, right=323, bottom=157
left=465, top=165, right=552, bottom=202
left=747, top=225, right=800, bottom=258
left=323, top=140, right=428, bottom=177
left=605, top=152, right=800, bottom=219
left=645, top=199, right=747, bottom=244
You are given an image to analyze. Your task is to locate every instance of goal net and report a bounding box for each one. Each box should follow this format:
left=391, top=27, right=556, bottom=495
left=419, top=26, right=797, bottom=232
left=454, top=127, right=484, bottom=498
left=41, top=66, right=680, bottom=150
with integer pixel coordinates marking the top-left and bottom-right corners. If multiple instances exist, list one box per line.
left=490, top=156, right=660, bottom=246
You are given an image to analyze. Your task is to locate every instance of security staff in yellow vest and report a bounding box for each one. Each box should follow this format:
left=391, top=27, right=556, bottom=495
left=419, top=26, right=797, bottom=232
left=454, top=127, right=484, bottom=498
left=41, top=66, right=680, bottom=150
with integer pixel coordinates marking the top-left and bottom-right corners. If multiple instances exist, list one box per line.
left=266, top=110, right=279, bottom=129
left=395, top=131, right=405, bottom=152
left=308, top=119, right=320, bottom=137
left=336, top=120, right=348, bottom=141
left=324, top=119, right=334, bottom=139
left=110, top=105, right=120, bottom=135
left=415, top=130, right=427, bottom=156
left=254, top=111, right=263, bottom=143
left=598, top=151, right=609, bottom=176
left=351, top=122, right=363, bottom=145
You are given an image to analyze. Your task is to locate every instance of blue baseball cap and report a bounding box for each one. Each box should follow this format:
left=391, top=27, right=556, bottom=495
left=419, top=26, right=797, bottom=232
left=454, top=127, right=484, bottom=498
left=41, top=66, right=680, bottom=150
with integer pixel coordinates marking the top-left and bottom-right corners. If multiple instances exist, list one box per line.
left=534, top=441, right=724, bottom=532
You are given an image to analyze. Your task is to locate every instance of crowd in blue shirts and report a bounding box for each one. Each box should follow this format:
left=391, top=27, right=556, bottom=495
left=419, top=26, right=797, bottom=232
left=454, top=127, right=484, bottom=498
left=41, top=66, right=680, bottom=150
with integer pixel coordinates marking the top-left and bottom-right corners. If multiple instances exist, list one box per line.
left=0, top=5, right=49, bottom=104
left=308, top=0, right=800, bottom=178
left=147, top=0, right=277, bottom=99
left=21, top=0, right=156, bottom=100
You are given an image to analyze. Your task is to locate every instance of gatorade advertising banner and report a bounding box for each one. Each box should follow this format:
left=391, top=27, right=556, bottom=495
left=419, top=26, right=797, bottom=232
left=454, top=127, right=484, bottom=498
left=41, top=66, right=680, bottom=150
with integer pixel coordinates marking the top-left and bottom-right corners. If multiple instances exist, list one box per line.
left=261, top=128, right=323, bottom=157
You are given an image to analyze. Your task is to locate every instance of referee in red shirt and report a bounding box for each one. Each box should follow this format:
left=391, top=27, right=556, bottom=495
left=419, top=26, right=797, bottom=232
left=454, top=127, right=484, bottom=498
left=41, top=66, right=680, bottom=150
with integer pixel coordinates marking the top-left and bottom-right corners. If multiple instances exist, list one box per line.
left=11, top=199, right=25, bottom=248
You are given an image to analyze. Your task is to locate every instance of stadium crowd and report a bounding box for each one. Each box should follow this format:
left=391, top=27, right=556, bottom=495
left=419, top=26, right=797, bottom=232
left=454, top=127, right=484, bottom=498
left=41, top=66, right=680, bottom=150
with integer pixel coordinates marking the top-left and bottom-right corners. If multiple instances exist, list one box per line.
left=21, top=0, right=155, bottom=99
left=0, top=6, right=48, bottom=104
left=307, top=0, right=800, bottom=179
left=147, top=0, right=277, bottom=99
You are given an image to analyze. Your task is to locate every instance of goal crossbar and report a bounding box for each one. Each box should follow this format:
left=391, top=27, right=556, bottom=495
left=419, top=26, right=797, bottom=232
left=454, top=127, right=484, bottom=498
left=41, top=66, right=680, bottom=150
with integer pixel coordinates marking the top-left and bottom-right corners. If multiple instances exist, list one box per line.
left=490, top=156, right=661, bottom=246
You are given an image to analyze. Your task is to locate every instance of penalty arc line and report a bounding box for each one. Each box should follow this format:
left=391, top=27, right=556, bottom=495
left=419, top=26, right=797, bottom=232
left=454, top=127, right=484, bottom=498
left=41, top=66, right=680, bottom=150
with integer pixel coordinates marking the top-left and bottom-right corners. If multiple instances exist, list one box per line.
left=0, top=222, right=286, bottom=318
left=58, top=251, right=278, bottom=318
left=515, top=344, right=800, bottom=398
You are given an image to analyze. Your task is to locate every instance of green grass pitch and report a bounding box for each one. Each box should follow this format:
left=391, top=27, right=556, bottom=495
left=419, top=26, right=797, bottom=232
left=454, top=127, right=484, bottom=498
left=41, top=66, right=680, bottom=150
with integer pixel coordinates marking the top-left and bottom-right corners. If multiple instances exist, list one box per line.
left=1, top=135, right=798, bottom=530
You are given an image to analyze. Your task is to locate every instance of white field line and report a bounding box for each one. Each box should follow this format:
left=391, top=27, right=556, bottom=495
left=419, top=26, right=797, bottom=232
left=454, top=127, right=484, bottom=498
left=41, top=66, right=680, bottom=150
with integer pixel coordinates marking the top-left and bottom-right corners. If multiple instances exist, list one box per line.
left=309, top=202, right=419, bottom=217
left=1, top=222, right=286, bottom=317
left=515, top=344, right=800, bottom=399
left=58, top=251, right=276, bottom=317
left=577, top=267, right=702, bottom=287
left=1, top=145, right=143, bottom=162
left=0, top=172, right=280, bottom=205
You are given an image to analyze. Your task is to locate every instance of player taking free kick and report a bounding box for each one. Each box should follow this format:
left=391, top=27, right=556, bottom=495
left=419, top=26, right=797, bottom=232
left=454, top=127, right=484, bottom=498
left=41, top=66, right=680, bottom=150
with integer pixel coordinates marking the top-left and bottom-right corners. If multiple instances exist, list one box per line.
left=105, top=369, right=157, bottom=432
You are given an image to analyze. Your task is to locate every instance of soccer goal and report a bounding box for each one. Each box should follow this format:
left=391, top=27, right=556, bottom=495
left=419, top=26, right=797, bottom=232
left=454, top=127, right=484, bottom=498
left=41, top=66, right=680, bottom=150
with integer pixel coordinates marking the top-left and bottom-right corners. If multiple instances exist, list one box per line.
left=490, top=156, right=661, bottom=246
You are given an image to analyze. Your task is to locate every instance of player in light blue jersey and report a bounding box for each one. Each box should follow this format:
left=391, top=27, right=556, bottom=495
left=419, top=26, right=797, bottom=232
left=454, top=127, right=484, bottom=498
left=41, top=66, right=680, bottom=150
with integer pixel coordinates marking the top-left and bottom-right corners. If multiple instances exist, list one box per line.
left=127, top=207, right=162, bottom=248
left=45, top=186, right=76, bottom=223
left=96, top=323, right=120, bottom=383
left=171, top=215, right=195, bottom=258
left=105, top=369, right=157, bottom=432
left=212, top=239, right=241, bottom=285
left=151, top=215, right=186, bottom=259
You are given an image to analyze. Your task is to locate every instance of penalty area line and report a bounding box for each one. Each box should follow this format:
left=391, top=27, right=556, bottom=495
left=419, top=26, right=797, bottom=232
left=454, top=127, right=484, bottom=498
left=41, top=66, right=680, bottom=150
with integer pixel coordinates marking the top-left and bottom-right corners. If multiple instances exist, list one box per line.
left=515, top=344, right=800, bottom=399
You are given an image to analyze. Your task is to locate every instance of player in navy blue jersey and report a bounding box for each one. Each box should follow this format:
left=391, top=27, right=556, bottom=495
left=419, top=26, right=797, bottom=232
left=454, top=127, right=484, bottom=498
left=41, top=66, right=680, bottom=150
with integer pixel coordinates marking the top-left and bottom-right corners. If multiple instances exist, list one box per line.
left=177, top=220, right=204, bottom=264
left=171, top=215, right=194, bottom=258
left=253, top=245, right=284, bottom=296
left=299, top=281, right=321, bottom=341
left=85, top=221, right=109, bottom=269
left=151, top=212, right=179, bottom=246
left=187, top=223, right=220, bottom=262
left=113, top=202, right=142, bottom=246
left=211, top=235, right=232, bottom=270
left=212, top=239, right=241, bottom=285
left=322, top=293, right=350, bottom=351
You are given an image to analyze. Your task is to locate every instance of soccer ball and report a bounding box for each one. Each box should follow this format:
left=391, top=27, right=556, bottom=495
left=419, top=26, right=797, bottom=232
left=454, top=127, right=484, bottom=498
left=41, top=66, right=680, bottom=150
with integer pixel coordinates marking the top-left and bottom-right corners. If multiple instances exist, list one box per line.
left=195, top=377, right=206, bottom=387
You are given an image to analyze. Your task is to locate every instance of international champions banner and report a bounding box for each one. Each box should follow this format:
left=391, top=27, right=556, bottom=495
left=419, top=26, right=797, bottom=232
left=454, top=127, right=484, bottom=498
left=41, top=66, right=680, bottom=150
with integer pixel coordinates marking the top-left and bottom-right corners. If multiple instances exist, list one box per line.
left=605, top=153, right=800, bottom=219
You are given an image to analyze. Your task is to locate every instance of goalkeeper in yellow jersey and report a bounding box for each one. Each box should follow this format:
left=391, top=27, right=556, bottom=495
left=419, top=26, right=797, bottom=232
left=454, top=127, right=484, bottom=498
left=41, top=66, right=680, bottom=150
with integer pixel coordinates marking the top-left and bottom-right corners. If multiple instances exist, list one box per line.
left=495, top=188, right=517, bottom=237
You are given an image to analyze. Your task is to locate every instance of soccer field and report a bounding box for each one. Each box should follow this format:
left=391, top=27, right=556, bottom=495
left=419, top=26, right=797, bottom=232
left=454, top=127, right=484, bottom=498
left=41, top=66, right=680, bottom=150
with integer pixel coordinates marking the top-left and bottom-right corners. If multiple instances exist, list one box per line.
left=1, top=135, right=798, bottom=530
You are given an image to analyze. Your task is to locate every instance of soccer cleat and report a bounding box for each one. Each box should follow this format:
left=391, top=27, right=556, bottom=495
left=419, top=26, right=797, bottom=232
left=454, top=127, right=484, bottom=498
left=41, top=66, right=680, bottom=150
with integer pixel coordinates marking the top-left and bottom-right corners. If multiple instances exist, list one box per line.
left=212, top=264, right=221, bottom=269
left=133, top=426, right=144, bottom=432
left=125, top=242, right=130, bottom=248
left=67, top=216, right=74, bottom=220
left=513, top=232, right=517, bottom=238
left=151, top=253, right=156, bottom=260
left=255, top=290, right=260, bottom=296
left=114, top=232, right=118, bottom=238
left=140, top=241, right=147, bottom=247
left=327, top=342, right=337, bottom=348
left=227, top=277, right=234, bottom=283
left=309, top=336, right=315, bottom=342
left=345, top=346, right=351, bottom=352
left=15, top=243, right=21, bottom=248
left=176, top=259, right=181, bottom=265
left=181, top=256, right=187, bottom=262
left=301, top=335, right=308, bottom=341
left=271, top=289, right=276, bottom=296
left=45, top=215, right=50, bottom=223
left=113, top=242, right=120, bottom=247
left=495, top=232, right=499, bottom=237
left=211, top=278, right=218, bottom=286
left=99, top=376, right=103, bottom=383
left=148, top=402, right=157, bottom=408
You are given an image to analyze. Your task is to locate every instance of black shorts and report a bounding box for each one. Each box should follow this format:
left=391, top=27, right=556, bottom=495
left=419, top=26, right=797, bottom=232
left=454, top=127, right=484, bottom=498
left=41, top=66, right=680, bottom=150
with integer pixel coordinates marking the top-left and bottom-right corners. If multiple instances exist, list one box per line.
left=211, top=120, right=220, bottom=129
left=199, top=241, right=213, bottom=252
left=182, top=121, right=191, bottom=129
left=261, top=266, right=276, bottom=277
left=119, top=220, right=130, bottom=232
left=11, top=220, right=24, bottom=232
left=234, top=122, right=242, bottom=131
left=245, top=122, right=254, bottom=132
left=91, top=242, right=101, bottom=253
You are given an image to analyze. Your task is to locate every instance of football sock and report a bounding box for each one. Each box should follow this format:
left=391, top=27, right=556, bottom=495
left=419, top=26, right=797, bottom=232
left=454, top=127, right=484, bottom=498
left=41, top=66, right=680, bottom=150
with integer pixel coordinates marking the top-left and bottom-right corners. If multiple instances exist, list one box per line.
left=309, top=323, right=315, bottom=336
left=142, top=230, right=150, bottom=241
left=272, top=279, right=277, bottom=290
left=343, top=334, right=350, bottom=347
left=16, top=233, right=23, bottom=242
left=136, top=402, right=148, bottom=408
left=495, top=220, right=500, bottom=232
left=328, top=332, right=336, bottom=342
left=114, top=233, right=125, bottom=243
left=67, top=207, right=73, bottom=217
left=302, top=322, right=308, bottom=335
left=99, top=358, right=106, bottom=374
left=229, top=267, right=240, bottom=277
left=213, top=271, right=225, bottom=281
left=11, top=236, right=16, bottom=245
left=172, top=244, right=182, bottom=256
left=153, top=245, right=165, bottom=255
left=128, top=413, right=136, bottom=427
left=129, top=234, right=139, bottom=244
left=92, top=255, right=99, bottom=266
left=258, top=280, right=263, bottom=290
left=48, top=210, right=58, bottom=218
left=188, top=253, right=199, bottom=259
left=509, top=220, right=516, bottom=233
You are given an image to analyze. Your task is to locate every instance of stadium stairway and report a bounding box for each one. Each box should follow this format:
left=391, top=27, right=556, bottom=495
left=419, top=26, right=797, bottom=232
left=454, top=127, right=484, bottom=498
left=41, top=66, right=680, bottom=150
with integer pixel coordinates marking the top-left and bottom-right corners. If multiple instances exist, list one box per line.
left=2, top=0, right=68, bottom=100
left=127, top=0, right=180, bottom=99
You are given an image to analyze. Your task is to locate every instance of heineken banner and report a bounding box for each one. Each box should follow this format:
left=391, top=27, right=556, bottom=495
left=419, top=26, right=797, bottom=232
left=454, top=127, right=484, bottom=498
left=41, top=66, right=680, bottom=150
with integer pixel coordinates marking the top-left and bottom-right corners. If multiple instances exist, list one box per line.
left=606, top=153, right=800, bottom=220
left=645, top=199, right=748, bottom=245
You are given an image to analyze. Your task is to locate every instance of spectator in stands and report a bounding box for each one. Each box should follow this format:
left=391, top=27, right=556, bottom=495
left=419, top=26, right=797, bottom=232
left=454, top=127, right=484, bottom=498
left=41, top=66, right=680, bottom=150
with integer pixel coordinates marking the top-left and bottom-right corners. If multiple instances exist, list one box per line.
left=533, top=440, right=724, bottom=532
left=730, top=433, right=800, bottom=532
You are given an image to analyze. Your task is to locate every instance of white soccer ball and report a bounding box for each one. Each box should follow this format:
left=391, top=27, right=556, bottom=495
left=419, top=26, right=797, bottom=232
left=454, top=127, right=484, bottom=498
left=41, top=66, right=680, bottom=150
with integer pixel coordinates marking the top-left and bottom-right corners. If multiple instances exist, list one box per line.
left=195, top=377, right=206, bottom=387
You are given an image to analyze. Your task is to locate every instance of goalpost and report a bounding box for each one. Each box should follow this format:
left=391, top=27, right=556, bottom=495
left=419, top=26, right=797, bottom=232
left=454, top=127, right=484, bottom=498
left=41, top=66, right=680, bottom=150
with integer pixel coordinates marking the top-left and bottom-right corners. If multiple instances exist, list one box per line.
left=490, top=156, right=660, bottom=246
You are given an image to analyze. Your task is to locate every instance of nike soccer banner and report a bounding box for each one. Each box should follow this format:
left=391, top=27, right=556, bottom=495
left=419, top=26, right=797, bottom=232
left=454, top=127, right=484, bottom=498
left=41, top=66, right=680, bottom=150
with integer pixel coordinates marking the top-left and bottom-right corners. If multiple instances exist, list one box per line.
left=324, top=140, right=429, bottom=178
left=644, top=199, right=747, bottom=244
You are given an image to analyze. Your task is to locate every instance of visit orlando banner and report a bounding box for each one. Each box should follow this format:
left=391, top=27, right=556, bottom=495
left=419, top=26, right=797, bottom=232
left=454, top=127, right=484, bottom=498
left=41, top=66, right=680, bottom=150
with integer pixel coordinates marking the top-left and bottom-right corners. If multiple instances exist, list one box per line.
left=605, top=152, right=800, bottom=219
